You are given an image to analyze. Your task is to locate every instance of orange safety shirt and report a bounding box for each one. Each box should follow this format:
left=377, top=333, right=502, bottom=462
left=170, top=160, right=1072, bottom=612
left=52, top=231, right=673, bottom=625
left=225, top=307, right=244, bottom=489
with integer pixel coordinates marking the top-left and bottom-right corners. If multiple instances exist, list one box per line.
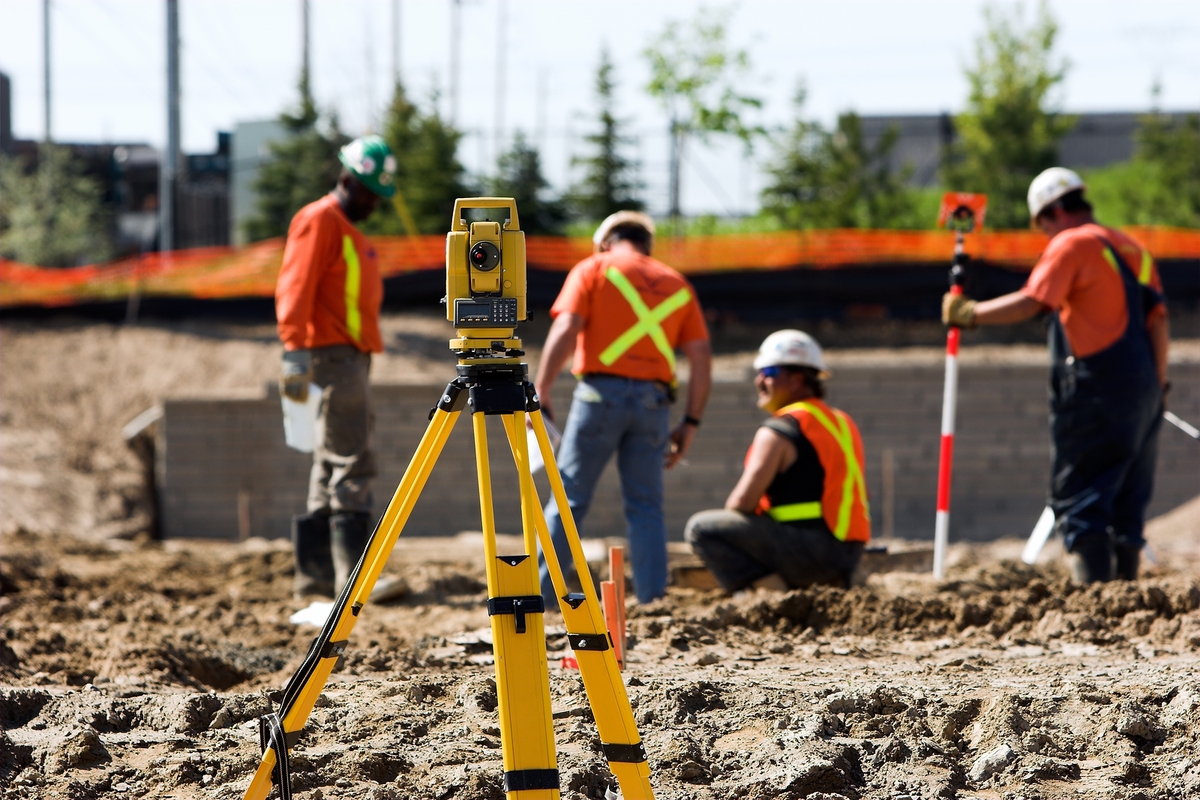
left=276, top=194, right=384, bottom=353
left=753, top=399, right=871, bottom=543
left=1020, top=223, right=1165, bottom=359
left=550, top=251, right=708, bottom=385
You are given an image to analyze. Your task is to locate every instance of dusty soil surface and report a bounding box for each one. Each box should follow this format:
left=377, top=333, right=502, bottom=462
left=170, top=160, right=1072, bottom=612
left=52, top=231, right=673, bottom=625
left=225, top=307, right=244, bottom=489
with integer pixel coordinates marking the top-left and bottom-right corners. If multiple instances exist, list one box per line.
left=3, top=317, right=1200, bottom=800
left=3, top=511, right=1200, bottom=800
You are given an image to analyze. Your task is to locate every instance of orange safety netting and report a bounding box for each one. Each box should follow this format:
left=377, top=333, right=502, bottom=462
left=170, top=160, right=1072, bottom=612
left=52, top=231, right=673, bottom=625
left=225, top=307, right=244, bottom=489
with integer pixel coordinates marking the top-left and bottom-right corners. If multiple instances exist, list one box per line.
left=3, top=227, right=1198, bottom=308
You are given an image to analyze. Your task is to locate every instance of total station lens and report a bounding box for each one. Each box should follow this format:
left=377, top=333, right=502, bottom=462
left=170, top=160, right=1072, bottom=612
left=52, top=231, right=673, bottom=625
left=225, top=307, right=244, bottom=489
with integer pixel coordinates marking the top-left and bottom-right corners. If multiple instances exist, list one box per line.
left=469, top=241, right=501, bottom=271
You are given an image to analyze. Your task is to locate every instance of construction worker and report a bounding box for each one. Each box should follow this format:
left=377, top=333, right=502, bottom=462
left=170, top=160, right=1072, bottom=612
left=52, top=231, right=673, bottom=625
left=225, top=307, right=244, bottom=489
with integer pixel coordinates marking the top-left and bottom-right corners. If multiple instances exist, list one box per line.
left=275, top=135, right=395, bottom=599
left=942, top=167, right=1169, bottom=583
left=685, top=331, right=870, bottom=591
left=533, top=211, right=712, bottom=607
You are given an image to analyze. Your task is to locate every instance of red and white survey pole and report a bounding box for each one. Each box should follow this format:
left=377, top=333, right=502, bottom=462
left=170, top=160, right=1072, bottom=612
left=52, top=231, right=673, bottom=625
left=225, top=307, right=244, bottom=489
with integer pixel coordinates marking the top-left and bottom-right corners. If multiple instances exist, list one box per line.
left=933, top=262, right=965, bottom=580
left=933, top=193, right=987, bottom=580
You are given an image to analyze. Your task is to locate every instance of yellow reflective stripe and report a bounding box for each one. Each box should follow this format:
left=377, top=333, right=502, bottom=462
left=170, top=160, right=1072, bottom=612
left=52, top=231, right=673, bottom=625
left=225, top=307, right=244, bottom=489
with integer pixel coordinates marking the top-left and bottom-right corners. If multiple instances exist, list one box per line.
left=342, top=235, right=362, bottom=344
left=780, top=401, right=870, bottom=540
left=1139, top=249, right=1153, bottom=285
left=598, top=267, right=691, bottom=371
left=1101, top=248, right=1119, bottom=273
left=767, top=501, right=823, bottom=522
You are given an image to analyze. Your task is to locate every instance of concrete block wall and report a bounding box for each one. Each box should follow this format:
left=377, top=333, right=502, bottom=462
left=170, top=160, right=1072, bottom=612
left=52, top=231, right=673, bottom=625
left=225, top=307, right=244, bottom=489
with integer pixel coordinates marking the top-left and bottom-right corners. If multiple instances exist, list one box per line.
left=159, top=363, right=1199, bottom=543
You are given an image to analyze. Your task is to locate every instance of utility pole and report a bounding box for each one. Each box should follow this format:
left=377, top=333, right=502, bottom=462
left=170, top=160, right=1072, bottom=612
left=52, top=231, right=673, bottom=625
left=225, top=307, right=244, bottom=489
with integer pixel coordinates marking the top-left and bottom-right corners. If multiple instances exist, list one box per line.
left=493, top=0, right=506, bottom=162
left=449, top=0, right=461, bottom=125
left=159, top=0, right=180, bottom=253
left=301, top=0, right=311, bottom=97
left=391, top=0, right=401, bottom=85
left=42, top=0, right=51, bottom=142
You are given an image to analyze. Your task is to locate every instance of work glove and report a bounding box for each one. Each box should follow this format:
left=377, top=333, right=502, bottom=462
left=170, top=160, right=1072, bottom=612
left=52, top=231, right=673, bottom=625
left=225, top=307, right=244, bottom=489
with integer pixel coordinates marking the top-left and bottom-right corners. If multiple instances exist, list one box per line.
left=280, top=349, right=314, bottom=402
left=942, top=293, right=977, bottom=328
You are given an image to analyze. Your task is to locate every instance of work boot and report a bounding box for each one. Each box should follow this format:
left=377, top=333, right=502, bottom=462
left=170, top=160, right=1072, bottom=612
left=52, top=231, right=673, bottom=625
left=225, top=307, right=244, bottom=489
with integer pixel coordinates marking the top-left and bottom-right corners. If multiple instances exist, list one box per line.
left=1069, top=537, right=1114, bottom=584
left=1115, top=543, right=1141, bottom=581
left=331, top=512, right=373, bottom=595
left=292, top=512, right=334, bottom=598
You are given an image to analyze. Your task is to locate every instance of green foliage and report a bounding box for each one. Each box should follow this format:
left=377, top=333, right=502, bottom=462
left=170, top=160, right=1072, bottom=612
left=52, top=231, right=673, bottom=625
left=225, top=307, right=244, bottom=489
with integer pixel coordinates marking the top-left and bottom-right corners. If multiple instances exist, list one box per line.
left=487, top=132, right=566, bottom=236
left=644, top=6, right=764, bottom=218
left=1085, top=114, right=1200, bottom=228
left=363, top=81, right=474, bottom=235
left=568, top=47, right=643, bottom=223
left=941, top=3, right=1076, bottom=229
left=761, top=92, right=923, bottom=229
left=0, top=144, right=113, bottom=267
left=244, top=75, right=348, bottom=242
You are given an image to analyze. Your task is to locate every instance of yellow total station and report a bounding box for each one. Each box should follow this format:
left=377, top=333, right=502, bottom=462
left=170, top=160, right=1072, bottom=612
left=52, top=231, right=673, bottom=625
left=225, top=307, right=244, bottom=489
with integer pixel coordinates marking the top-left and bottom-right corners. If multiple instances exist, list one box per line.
left=445, top=197, right=527, bottom=356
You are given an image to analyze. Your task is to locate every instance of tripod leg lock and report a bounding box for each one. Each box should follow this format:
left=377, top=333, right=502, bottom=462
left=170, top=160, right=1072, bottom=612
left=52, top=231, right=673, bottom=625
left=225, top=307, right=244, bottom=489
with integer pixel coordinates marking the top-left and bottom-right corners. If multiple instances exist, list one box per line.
left=504, top=768, right=560, bottom=792
left=568, top=633, right=611, bottom=652
left=602, top=741, right=648, bottom=763
left=562, top=592, right=587, bottom=610
left=318, top=638, right=349, bottom=660
left=487, top=595, right=544, bottom=634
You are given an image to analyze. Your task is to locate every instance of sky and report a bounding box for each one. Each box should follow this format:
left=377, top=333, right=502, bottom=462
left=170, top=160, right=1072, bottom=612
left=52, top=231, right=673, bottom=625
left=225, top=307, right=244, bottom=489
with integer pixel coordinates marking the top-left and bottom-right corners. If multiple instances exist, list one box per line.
left=1, top=0, right=1198, bottom=216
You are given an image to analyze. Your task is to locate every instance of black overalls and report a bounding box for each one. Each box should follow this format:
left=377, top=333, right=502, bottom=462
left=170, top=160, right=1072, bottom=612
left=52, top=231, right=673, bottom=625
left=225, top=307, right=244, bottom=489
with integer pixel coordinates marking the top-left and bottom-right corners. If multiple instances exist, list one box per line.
left=1047, top=234, right=1163, bottom=554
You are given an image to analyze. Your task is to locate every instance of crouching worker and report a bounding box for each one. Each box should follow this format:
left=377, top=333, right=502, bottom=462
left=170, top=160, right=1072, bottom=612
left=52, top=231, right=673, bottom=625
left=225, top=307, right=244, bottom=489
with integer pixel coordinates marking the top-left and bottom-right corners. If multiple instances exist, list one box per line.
left=685, top=330, right=869, bottom=592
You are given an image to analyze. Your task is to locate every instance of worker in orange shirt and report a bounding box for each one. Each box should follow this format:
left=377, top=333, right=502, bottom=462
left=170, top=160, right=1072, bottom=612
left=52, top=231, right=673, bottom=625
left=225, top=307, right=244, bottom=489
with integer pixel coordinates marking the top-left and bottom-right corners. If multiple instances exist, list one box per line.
left=275, top=135, right=395, bottom=598
left=534, top=211, right=712, bottom=607
left=685, top=331, right=869, bottom=592
left=943, top=168, right=1169, bottom=583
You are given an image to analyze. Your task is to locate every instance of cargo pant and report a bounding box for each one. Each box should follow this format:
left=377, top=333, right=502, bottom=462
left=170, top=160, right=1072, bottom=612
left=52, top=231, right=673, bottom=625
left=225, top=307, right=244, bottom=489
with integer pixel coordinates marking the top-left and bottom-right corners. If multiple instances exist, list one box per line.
left=307, top=345, right=376, bottom=515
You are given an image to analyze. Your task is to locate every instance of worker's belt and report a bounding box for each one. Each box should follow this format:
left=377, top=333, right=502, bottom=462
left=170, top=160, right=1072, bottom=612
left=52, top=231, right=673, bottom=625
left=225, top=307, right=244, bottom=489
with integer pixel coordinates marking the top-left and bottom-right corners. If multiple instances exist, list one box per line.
left=579, top=374, right=676, bottom=402
left=767, top=501, right=823, bottom=522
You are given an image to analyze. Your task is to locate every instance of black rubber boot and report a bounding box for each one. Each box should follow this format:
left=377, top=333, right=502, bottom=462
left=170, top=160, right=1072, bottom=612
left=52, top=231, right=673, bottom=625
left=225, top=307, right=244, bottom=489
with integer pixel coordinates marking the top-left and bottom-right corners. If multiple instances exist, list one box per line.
left=292, top=512, right=334, bottom=598
left=1070, top=536, right=1114, bottom=584
left=331, top=512, right=373, bottom=595
left=1115, top=543, right=1141, bottom=581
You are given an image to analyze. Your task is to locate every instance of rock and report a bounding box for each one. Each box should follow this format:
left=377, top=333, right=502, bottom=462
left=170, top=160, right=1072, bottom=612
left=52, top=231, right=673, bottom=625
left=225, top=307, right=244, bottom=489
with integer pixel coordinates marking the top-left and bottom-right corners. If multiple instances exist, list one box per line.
left=968, top=743, right=1014, bottom=783
left=45, top=727, right=110, bottom=774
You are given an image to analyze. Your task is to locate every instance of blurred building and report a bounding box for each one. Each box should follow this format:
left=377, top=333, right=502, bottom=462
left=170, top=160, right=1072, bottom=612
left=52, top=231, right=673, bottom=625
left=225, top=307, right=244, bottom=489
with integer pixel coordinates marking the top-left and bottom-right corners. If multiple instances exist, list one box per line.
left=229, top=120, right=288, bottom=246
left=860, top=111, right=1197, bottom=187
left=1, top=70, right=230, bottom=257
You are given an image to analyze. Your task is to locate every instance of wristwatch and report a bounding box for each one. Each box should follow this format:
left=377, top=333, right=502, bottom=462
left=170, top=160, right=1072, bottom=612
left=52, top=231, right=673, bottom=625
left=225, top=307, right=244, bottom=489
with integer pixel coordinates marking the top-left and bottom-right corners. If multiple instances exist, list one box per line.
left=683, top=415, right=702, bottom=428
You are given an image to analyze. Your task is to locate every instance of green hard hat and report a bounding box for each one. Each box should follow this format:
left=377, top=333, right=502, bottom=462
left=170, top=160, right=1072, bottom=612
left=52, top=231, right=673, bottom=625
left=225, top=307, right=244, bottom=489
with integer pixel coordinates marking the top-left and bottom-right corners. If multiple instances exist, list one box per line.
left=338, top=135, right=397, bottom=198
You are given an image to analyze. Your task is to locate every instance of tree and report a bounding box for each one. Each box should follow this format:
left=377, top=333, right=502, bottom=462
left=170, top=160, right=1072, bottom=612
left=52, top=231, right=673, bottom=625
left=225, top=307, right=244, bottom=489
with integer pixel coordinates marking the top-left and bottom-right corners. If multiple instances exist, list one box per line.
left=363, top=81, right=474, bottom=235
left=569, top=47, right=643, bottom=221
left=0, top=144, right=113, bottom=267
left=1085, top=112, right=1200, bottom=228
left=489, top=132, right=567, bottom=235
left=244, top=74, right=348, bottom=242
left=942, top=3, right=1076, bottom=229
left=644, top=6, right=763, bottom=225
left=761, top=89, right=920, bottom=229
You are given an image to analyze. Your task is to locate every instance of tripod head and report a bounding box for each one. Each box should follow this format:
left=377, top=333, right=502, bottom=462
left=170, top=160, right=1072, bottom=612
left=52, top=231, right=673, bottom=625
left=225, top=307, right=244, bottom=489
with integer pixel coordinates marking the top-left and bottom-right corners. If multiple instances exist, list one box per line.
left=445, top=197, right=527, bottom=362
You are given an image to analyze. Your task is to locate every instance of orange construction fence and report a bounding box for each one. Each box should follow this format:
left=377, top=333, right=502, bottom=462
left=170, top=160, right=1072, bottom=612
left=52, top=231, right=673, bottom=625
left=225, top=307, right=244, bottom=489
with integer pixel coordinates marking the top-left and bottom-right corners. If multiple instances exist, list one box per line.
left=3, top=227, right=1199, bottom=309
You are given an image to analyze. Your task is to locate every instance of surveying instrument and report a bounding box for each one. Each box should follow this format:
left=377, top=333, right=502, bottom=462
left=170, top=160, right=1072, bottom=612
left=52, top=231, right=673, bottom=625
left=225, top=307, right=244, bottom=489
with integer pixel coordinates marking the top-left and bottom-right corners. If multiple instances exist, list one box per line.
left=243, top=198, right=655, bottom=800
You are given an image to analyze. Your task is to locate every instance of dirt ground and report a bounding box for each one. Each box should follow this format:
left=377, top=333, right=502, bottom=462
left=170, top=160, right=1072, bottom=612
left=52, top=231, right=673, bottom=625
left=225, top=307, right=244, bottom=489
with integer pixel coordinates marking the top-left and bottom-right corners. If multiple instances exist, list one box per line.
left=2, top=316, right=1200, bottom=800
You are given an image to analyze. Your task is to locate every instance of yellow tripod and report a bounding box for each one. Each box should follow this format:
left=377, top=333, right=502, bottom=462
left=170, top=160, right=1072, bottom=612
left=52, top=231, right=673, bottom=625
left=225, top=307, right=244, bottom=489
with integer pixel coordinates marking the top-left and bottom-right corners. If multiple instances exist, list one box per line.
left=243, top=361, right=655, bottom=800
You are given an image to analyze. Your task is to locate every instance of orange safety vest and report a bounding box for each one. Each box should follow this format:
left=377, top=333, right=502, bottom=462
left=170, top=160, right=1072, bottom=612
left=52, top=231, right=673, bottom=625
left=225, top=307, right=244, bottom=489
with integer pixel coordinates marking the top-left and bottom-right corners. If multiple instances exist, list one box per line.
left=756, top=399, right=871, bottom=543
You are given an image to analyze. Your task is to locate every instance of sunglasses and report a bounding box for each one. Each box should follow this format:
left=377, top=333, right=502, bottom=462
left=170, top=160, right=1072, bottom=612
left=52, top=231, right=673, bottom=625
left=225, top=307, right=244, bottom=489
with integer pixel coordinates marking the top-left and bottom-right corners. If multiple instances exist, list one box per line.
left=757, top=365, right=785, bottom=378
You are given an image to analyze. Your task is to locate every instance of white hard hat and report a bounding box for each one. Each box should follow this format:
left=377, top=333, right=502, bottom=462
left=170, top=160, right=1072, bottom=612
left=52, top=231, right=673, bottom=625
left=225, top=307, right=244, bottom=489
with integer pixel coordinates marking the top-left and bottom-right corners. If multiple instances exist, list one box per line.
left=1027, top=167, right=1086, bottom=219
left=753, top=330, right=830, bottom=378
left=593, top=210, right=656, bottom=250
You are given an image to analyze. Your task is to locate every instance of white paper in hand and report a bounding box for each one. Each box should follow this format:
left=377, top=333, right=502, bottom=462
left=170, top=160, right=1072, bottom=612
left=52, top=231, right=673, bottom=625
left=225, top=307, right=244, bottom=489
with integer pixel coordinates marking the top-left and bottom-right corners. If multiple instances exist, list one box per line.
left=526, top=418, right=562, bottom=475
left=1022, top=506, right=1056, bottom=564
left=281, top=383, right=321, bottom=453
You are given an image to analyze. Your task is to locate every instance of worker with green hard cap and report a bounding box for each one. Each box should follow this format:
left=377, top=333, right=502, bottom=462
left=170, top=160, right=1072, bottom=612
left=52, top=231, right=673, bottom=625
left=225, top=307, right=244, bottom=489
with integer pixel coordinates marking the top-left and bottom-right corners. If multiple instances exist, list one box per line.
left=274, top=135, right=404, bottom=600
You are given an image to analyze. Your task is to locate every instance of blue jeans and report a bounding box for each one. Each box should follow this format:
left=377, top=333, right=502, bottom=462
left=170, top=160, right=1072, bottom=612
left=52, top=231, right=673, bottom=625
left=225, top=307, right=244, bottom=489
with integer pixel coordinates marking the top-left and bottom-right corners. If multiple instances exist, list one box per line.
left=539, top=375, right=671, bottom=606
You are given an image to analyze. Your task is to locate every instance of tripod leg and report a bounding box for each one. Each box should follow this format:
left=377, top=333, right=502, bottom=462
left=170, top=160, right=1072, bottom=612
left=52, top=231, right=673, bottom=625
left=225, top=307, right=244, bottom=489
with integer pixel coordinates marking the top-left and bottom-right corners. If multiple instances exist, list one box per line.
left=243, top=403, right=461, bottom=800
left=473, top=413, right=559, bottom=799
left=504, top=412, right=656, bottom=799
